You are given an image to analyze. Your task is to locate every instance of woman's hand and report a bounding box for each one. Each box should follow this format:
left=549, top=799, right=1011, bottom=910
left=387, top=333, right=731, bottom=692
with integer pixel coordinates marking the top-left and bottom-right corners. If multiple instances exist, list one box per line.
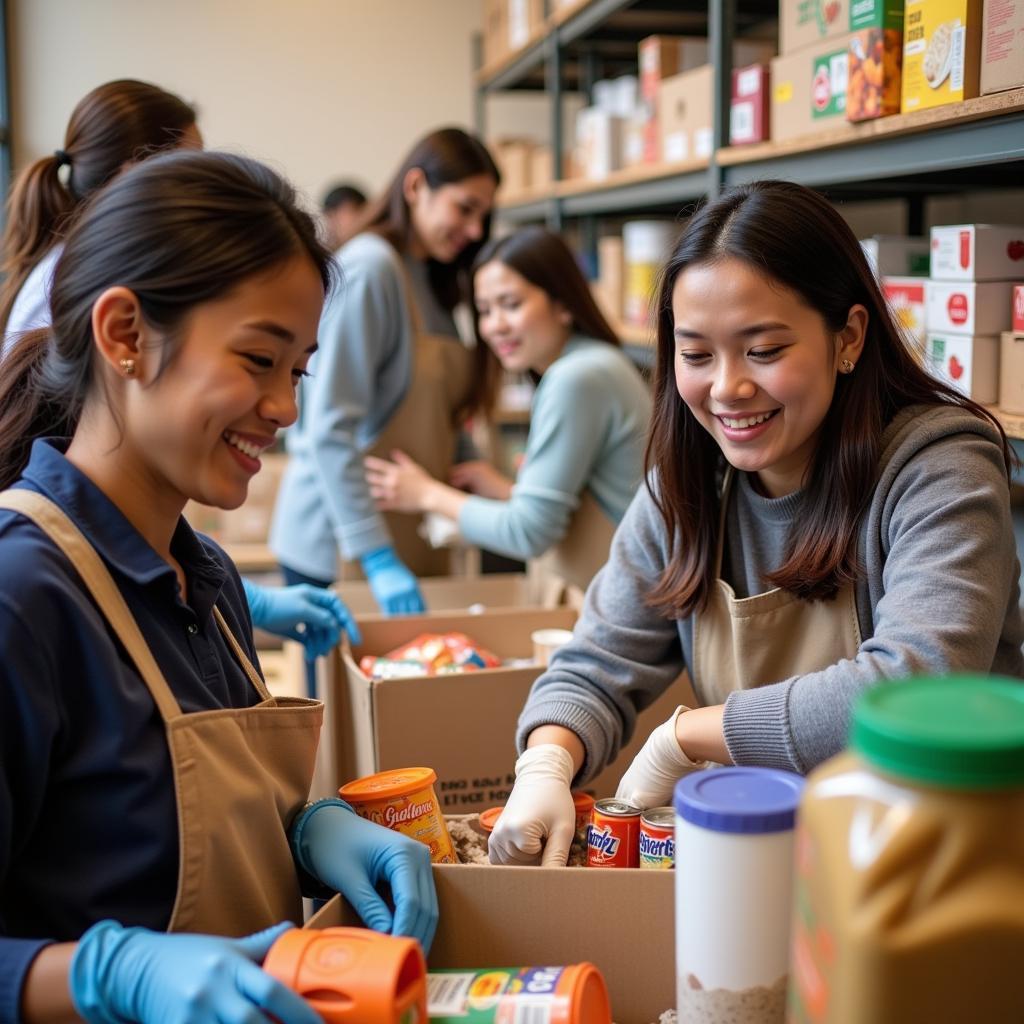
left=448, top=460, right=514, bottom=500
left=365, top=450, right=437, bottom=514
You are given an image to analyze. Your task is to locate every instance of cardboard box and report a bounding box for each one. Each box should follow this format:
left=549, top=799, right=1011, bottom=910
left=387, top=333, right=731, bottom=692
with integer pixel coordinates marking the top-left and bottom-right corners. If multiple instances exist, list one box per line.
left=860, top=235, right=930, bottom=277
left=529, top=144, right=553, bottom=188
left=482, top=0, right=507, bottom=67
left=575, top=107, right=625, bottom=180
left=999, top=331, right=1024, bottom=413
left=490, top=139, right=535, bottom=194
left=1015, top=284, right=1024, bottom=332
left=771, top=33, right=853, bottom=142
left=595, top=235, right=625, bottom=322
left=659, top=65, right=714, bottom=162
left=184, top=453, right=287, bottom=545
left=901, top=0, right=983, bottom=113
left=926, top=332, right=1000, bottom=402
left=309, top=866, right=676, bottom=1024
left=320, top=607, right=694, bottom=810
left=730, top=63, right=771, bottom=144
left=847, top=0, right=904, bottom=121
left=930, top=224, right=1024, bottom=281
left=507, top=0, right=545, bottom=50
left=926, top=280, right=1017, bottom=335
left=336, top=573, right=538, bottom=617
left=883, top=276, right=929, bottom=354
left=780, top=0, right=850, bottom=54
left=982, top=0, right=1024, bottom=94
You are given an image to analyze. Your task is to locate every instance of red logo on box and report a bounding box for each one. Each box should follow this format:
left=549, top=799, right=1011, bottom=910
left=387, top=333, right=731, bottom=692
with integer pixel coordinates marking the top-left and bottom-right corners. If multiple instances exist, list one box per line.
left=1014, top=286, right=1024, bottom=333
left=948, top=355, right=964, bottom=380
left=959, top=230, right=971, bottom=270
left=947, top=293, right=969, bottom=325
left=1009, top=240, right=1024, bottom=262
left=812, top=67, right=831, bottom=112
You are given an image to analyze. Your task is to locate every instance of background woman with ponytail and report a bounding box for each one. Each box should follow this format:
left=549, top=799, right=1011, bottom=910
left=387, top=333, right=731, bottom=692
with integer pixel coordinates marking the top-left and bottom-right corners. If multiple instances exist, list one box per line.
left=0, top=150, right=435, bottom=1024
left=0, top=78, right=356, bottom=661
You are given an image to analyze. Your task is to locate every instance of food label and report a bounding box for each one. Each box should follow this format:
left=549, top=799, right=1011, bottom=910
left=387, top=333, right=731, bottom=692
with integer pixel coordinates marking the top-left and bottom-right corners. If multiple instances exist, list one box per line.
left=811, top=50, right=849, bottom=116
left=428, top=967, right=567, bottom=1022
left=901, top=0, right=977, bottom=112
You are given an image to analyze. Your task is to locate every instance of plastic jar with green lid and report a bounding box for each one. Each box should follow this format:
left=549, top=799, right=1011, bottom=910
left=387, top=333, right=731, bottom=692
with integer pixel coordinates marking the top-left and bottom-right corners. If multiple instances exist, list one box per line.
left=787, top=675, right=1024, bottom=1024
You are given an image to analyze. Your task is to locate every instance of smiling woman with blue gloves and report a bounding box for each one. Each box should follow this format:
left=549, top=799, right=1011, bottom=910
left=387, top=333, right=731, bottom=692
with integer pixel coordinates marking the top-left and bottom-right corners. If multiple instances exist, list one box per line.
left=0, top=152, right=435, bottom=1024
left=270, top=128, right=500, bottom=615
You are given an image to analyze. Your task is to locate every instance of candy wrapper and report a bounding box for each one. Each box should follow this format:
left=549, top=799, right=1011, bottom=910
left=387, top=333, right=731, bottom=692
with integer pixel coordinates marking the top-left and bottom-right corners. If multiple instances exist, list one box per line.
left=359, top=632, right=500, bottom=680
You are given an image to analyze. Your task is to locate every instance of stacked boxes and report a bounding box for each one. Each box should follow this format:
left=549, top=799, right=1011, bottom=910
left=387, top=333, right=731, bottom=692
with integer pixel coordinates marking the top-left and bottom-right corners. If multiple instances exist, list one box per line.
left=925, top=224, right=1024, bottom=403
left=862, top=235, right=931, bottom=359
left=901, top=0, right=984, bottom=112
left=1000, top=285, right=1024, bottom=414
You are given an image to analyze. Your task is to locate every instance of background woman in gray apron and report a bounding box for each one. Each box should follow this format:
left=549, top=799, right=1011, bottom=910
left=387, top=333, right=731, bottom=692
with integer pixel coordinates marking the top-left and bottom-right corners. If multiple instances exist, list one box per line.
left=489, top=181, right=1022, bottom=867
left=271, top=128, right=500, bottom=616
left=0, top=152, right=435, bottom=1024
left=365, top=227, right=652, bottom=600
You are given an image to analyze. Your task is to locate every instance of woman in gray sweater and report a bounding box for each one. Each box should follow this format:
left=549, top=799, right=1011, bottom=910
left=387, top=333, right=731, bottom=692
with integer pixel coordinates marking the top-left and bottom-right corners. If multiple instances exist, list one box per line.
left=490, top=181, right=1024, bottom=867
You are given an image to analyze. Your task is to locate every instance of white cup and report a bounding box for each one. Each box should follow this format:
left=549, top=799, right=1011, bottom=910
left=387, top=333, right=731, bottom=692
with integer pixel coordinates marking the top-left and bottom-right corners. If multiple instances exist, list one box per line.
left=531, top=628, right=574, bottom=667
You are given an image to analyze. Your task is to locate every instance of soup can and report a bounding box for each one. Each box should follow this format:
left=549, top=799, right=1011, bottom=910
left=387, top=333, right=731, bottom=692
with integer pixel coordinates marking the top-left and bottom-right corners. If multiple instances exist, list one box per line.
left=639, top=806, right=675, bottom=869
left=587, top=798, right=641, bottom=867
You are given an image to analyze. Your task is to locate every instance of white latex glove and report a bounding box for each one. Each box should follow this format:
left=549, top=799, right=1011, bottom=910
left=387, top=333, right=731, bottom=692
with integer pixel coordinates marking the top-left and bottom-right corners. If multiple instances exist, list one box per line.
left=615, top=706, right=709, bottom=810
left=488, top=744, right=576, bottom=867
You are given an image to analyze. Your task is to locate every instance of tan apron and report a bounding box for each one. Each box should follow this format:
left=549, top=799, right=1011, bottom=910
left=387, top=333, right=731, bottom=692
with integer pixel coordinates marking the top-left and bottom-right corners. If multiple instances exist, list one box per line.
left=692, top=468, right=862, bottom=704
left=350, top=266, right=474, bottom=578
left=0, top=490, right=323, bottom=937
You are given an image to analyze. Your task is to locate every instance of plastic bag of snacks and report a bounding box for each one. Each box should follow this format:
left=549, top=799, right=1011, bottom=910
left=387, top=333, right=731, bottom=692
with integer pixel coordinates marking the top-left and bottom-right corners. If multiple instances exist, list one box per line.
left=359, top=632, right=501, bottom=680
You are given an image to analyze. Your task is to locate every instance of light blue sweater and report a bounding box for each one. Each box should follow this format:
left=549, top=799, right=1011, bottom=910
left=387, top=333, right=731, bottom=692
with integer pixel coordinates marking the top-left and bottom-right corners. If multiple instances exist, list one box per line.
left=458, top=337, right=652, bottom=559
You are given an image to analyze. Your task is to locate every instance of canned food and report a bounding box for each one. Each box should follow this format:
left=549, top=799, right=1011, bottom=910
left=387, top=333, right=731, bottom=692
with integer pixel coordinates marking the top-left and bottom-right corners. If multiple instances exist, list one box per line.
left=428, top=964, right=611, bottom=1023
left=587, top=798, right=641, bottom=868
left=639, top=806, right=675, bottom=869
left=339, top=767, right=457, bottom=864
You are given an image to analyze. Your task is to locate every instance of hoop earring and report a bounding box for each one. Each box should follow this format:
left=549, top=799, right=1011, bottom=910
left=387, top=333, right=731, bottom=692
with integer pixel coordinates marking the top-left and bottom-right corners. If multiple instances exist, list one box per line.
left=840, top=358, right=855, bottom=374
left=119, top=358, right=136, bottom=377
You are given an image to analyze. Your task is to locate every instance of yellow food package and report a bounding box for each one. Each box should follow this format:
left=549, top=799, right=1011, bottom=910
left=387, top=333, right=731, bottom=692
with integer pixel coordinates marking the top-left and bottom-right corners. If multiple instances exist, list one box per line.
left=901, top=0, right=983, bottom=112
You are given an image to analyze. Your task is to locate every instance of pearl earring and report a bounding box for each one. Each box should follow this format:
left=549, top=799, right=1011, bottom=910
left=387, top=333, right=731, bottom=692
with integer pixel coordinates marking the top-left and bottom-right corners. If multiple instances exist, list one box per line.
left=840, top=358, right=855, bottom=374
left=119, top=358, right=136, bottom=377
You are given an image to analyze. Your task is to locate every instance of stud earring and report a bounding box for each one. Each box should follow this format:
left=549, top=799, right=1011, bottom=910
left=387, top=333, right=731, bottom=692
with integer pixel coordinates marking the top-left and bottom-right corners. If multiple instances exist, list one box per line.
left=840, top=358, right=855, bottom=374
left=119, top=358, right=136, bottom=377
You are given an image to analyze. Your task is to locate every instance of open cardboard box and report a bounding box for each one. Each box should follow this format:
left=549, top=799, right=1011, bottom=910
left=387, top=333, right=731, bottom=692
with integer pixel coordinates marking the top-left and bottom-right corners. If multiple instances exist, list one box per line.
left=308, top=864, right=676, bottom=1024
left=311, top=607, right=693, bottom=809
left=335, top=573, right=539, bottom=617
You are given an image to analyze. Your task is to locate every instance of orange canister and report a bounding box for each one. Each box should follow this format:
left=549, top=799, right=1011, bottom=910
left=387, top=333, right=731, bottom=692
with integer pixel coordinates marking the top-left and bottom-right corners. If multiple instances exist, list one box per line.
left=263, top=927, right=426, bottom=1024
left=339, top=767, right=457, bottom=864
left=428, top=963, right=611, bottom=1023
left=479, top=792, right=595, bottom=838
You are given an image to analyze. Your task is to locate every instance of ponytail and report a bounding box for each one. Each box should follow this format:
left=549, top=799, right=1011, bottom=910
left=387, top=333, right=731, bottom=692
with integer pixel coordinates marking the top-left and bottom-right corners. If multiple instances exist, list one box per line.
left=0, top=156, right=74, bottom=334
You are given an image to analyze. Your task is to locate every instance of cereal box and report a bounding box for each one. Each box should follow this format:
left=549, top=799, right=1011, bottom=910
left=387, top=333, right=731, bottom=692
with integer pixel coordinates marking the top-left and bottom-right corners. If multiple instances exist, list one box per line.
left=847, top=0, right=904, bottom=120
left=901, top=0, right=983, bottom=112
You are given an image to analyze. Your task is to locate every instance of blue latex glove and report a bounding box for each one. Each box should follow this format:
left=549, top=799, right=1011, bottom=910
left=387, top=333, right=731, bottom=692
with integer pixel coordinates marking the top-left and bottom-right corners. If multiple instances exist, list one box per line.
left=243, top=579, right=361, bottom=659
left=359, top=545, right=425, bottom=616
left=70, top=919, right=322, bottom=1024
left=294, top=799, right=438, bottom=953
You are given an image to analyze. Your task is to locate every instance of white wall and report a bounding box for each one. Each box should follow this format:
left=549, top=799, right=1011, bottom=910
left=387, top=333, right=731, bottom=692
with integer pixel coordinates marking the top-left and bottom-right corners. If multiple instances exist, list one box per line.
left=9, top=0, right=485, bottom=209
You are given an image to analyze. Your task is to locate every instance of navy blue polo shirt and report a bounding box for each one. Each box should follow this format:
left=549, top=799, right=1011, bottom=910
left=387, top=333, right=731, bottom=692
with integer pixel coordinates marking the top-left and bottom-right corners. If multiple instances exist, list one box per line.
left=0, top=439, right=265, bottom=1023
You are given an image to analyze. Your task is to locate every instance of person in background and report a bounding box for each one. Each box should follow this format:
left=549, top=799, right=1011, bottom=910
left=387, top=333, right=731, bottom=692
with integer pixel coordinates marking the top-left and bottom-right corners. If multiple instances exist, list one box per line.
left=271, top=127, right=499, bottom=616
left=365, top=226, right=652, bottom=597
left=0, top=78, right=355, bottom=661
left=488, top=180, right=1024, bottom=867
left=0, top=150, right=436, bottom=1024
left=320, top=181, right=368, bottom=250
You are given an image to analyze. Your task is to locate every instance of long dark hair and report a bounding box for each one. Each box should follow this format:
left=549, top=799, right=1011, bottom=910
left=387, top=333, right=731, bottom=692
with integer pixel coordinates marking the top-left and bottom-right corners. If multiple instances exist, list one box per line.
left=0, top=150, right=333, bottom=491
left=0, top=80, right=197, bottom=334
left=466, top=226, right=622, bottom=418
left=645, top=180, right=1012, bottom=619
left=358, top=127, right=500, bottom=312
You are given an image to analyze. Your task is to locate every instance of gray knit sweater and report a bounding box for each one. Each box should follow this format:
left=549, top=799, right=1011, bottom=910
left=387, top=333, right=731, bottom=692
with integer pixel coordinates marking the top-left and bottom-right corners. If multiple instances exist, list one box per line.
left=516, top=404, right=1024, bottom=779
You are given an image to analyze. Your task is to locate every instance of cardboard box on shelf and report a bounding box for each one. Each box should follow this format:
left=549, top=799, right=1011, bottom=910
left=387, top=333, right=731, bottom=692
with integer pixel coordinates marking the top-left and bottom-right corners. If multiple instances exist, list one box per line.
left=1000, top=331, right=1024, bottom=413
left=882, top=276, right=929, bottom=355
left=901, top=0, right=983, bottom=113
left=982, top=0, right=1024, bottom=94
left=482, top=0, right=507, bottom=67
left=528, top=144, right=553, bottom=188
left=860, top=235, right=930, bottom=277
left=575, top=107, right=625, bottom=180
left=926, top=280, right=1017, bottom=335
left=926, top=332, right=1000, bottom=402
left=658, top=65, right=714, bottom=163
left=595, top=235, right=625, bottom=322
left=317, top=607, right=693, bottom=810
left=309, top=866, right=676, bottom=1024
left=930, top=224, right=1024, bottom=281
left=1014, top=284, right=1024, bottom=332
left=780, top=0, right=850, bottom=55
left=490, top=139, right=535, bottom=194
left=730, top=63, right=771, bottom=144
left=184, top=453, right=287, bottom=546
left=507, top=0, right=545, bottom=50
left=847, top=0, right=904, bottom=121
left=771, top=33, right=854, bottom=142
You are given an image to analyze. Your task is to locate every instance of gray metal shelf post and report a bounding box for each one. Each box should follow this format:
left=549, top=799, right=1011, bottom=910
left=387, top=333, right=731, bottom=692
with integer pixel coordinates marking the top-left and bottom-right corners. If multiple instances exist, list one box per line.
left=707, top=0, right=735, bottom=199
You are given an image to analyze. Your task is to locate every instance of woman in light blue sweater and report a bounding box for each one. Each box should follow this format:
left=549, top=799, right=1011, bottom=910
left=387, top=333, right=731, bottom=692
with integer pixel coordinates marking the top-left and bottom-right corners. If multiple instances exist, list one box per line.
left=365, top=227, right=652, bottom=591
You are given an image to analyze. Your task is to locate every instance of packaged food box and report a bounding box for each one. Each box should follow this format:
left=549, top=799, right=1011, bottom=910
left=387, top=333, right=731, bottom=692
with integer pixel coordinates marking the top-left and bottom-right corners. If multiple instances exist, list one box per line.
left=882, top=276, right=928, bottom=355
left=730, top=64, right=771, bottom=144
left=1015, top=285, right=1024, bottom=332
left=575, top=107, right=625, bottom=180
left=981, top=0, right=1024, bottom=94
left=658, top=65, right=713, bottom=163
left=926, top=332, right=1000, bottom=403
left=771, top=33, right=854, bottom=142
left=901, top=0, right=983, bottom=113
left=780, top=0, right=850, bottom=55
left=930, top=224, right=1024, bottom=281
left=999, top=331, right=1024, bottom=414
left=861, top=235, right=930, bottom=277
left=847, top=0, right=904, bottom=121
left=926, top=281, right=1017, bottom=335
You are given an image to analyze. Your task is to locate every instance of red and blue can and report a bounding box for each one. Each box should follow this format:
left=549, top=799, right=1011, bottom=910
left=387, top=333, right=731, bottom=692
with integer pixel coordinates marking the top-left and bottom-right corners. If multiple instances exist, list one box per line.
left=587, top=798, right=641, bottom=867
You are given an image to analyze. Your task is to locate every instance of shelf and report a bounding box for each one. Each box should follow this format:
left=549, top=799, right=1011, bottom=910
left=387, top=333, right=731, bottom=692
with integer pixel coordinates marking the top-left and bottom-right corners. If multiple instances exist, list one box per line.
left=476, top=29, right=549, bottom=91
